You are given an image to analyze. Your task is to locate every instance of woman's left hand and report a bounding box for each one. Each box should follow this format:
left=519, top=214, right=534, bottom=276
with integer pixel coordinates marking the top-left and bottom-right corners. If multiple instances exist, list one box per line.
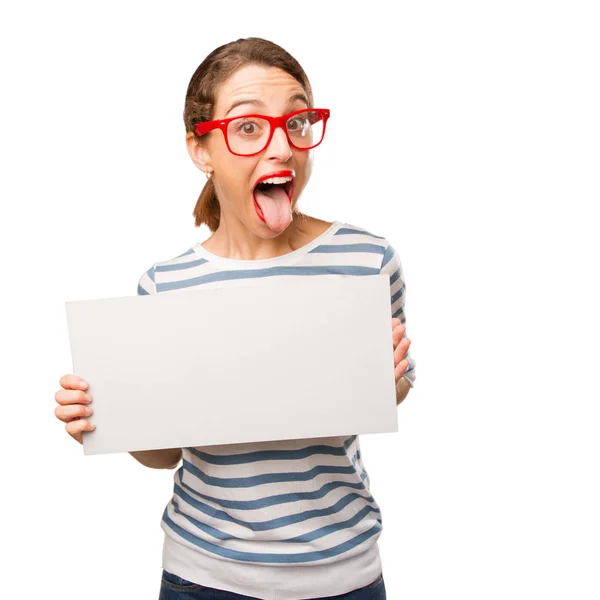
left=391, top=317, right=411, bottom=383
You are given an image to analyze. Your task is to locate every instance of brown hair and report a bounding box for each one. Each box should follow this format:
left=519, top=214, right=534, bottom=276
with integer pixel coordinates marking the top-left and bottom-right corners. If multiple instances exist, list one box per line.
left=184, top=37, right=314, bottom=232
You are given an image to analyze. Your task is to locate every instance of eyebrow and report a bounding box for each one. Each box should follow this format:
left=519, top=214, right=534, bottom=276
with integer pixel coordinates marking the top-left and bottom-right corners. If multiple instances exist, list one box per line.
left=224, top=92, right=309, bottom=117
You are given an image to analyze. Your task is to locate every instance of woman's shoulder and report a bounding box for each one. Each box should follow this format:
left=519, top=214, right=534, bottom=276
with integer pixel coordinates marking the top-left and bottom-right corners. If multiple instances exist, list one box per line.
left=334, top=220, right=394, bottom=255
left=333, top=221, right=405, bottom=277
left=136, top=245, right=197, bottom=296
left=336, top=220, right=388, bottom=241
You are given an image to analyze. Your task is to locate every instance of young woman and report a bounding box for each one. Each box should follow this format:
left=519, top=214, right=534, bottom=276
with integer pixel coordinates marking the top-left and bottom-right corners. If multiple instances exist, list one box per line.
left=54, top=37, right=416, bottom=600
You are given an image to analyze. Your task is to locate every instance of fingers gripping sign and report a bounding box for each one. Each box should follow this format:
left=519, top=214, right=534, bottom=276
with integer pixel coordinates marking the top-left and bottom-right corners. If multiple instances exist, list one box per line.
left=54, top=374, right=96, bottom=444
left=391, top=317, right=411, bottom=383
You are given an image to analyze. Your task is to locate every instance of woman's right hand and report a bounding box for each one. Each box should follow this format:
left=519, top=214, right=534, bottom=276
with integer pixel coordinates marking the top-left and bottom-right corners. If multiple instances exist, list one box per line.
left=55, top=374, right=96, bottom=444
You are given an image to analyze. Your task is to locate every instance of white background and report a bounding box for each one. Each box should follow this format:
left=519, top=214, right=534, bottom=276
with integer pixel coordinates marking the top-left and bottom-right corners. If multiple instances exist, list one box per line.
left=1, top=1, right=598, bottom=598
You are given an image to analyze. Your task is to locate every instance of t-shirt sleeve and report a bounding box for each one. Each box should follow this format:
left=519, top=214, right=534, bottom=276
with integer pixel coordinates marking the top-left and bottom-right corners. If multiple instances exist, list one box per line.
left=380, top=241, right=416, bottom=387
left=137, top=264, right=157, bottom=296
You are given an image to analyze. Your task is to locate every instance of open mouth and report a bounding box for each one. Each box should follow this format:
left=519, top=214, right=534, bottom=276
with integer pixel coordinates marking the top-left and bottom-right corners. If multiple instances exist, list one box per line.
left=252, top=176, right=294, bottom=224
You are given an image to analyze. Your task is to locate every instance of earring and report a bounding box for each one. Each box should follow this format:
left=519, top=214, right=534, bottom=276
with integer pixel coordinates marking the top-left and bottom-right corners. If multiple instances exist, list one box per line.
left=205, top=170, right=213, bottom=180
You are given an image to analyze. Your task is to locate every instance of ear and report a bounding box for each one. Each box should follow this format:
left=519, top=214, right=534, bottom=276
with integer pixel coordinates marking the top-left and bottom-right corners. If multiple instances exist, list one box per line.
left=186, top=131, right=212, bottom=172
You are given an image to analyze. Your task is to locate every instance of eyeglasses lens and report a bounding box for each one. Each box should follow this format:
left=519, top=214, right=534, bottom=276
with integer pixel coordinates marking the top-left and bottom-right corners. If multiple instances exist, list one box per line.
left=227, top=110, right=325, bottom=155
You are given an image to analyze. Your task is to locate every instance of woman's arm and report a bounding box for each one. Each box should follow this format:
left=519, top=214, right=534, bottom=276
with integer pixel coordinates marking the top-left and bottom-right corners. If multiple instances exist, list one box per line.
left=381, top=241, right=417, bottom=402
left=129, top=448, right=182, bottom=469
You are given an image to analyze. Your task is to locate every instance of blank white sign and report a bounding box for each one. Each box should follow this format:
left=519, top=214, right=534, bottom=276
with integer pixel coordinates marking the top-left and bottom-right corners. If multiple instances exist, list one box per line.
left=65, top=274, right=398, bottom=455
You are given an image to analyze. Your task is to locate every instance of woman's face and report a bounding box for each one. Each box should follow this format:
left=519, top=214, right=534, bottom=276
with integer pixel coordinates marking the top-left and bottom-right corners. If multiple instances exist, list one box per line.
left=187, top=64, right=313, bottom=236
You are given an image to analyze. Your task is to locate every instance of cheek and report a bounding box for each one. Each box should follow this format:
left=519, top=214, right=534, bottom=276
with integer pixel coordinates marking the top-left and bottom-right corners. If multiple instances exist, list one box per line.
left=216, top=156, right=257, bottom=202
left=298, top=151, right=313, bottom=178
left=294, top=153, right=313, bottom=191
left=305, top=159, right=313, bottom=180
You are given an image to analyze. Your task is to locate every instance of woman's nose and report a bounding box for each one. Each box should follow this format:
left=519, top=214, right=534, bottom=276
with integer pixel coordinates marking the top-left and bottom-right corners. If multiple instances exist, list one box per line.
left=265, top=125, right=292, bottom=160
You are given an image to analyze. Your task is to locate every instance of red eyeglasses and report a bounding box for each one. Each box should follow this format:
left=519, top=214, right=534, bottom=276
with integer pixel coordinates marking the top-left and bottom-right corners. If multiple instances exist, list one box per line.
left=194, top=108, right=330, bottom=157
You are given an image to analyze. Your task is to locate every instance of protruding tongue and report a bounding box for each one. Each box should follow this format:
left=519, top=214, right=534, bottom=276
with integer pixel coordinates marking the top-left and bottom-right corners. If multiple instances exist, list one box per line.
left=254, top=184, right=292, bottom=231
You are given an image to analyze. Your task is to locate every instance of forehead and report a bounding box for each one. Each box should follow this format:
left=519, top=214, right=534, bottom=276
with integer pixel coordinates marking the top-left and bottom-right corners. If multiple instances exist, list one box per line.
left=214, top=64, right=307, bottom=115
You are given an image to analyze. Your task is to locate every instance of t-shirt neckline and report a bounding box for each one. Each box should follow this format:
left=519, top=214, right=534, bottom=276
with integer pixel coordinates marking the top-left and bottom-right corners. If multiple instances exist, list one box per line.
left=191, top=221, right=342, bottom=266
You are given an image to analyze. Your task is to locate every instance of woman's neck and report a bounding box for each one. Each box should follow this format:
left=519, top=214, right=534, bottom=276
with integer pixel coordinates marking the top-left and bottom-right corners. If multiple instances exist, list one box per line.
left=201, top=214, right=331, bottom=261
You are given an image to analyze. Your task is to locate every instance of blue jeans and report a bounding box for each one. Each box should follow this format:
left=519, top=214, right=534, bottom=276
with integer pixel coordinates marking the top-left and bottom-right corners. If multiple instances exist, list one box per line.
left=158, top=568, right=386, bottom=599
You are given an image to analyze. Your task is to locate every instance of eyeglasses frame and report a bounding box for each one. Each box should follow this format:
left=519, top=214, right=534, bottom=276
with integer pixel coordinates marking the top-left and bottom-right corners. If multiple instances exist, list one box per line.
left=193, top=107, right=331, bottom=157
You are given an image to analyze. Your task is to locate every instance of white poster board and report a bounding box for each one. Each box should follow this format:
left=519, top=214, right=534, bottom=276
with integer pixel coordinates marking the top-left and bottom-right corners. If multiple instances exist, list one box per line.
left=65, top=274, right=398, bottom=455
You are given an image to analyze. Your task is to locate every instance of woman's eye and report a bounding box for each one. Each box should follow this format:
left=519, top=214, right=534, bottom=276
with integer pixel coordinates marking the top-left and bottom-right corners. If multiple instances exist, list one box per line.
left=236, top=121, right=258, bottom=135
left=288, top=117, right=308, bottom=132
left=235, top=121, right=260, bottom=135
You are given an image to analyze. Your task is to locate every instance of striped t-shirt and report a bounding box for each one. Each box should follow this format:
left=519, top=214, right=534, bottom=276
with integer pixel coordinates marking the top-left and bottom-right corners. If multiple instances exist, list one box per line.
left=137, top=220, right=416, bottom=599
